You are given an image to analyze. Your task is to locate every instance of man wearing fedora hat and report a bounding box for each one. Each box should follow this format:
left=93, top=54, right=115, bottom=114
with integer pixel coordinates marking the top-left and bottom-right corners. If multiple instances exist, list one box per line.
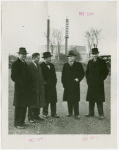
left=61, top=50, right=84, bottom=119
left=85, top=48, right=109, bottom=119
left=11, top=47, right=35, bottom=129
left=40, top=52, right=60, bottom=118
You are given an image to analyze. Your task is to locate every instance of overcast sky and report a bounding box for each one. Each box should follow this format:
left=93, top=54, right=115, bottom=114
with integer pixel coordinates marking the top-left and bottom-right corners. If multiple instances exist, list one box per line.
left=2, top=1, right=117, bottom=55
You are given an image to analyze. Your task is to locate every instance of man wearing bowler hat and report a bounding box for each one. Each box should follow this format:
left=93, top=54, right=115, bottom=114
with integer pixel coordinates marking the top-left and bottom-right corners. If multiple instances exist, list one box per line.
left=85, top=48, right=109, bottom=119
left=40, top=52, right=60, bottom=118
left=11, top=47, right=35, bottom=129
left=61, top=50, right=84, bottom=119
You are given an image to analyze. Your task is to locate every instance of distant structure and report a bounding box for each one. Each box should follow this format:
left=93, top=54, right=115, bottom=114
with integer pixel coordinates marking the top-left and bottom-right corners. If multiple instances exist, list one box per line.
left=9, top=45, right=88, bottom=62
left=43, top=45, right=87, bottom=62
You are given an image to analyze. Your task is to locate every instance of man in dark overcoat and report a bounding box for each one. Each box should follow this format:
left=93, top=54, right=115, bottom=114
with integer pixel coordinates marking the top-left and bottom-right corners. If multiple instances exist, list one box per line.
left=61, top=50, right=84, bottom=119
left=40, top=52, right=60, bottom=118
left=28, top=53, right=46, bottom=123
left=86, top=48, right=109, bottom=119
left=11, top=47, right=34, bottom=129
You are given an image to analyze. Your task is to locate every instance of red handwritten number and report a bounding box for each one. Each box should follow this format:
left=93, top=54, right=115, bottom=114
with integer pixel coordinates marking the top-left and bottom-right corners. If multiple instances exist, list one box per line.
left=83, top=136, right=97, bottom=141
left=29, top=139, right=34, bottom=142
left=36, top=138, right=43, bottom=141
left=83, top=137, right=88, bottom=141
left=79, top=12, right=85, bottom=16
left=90, top=136, right=94, bottom=140
left=90, top=136, right=97, bottom=140
left=79, top=12, right=82, bottom=15
left=87, top=13, right=94, bottom=16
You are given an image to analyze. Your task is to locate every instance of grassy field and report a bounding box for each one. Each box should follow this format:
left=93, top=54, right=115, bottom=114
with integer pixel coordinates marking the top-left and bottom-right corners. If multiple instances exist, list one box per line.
left=9, top=70, right=111, bottom=134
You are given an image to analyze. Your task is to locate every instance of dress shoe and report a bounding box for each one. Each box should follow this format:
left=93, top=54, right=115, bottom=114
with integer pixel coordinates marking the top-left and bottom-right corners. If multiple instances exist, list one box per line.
left=29, top=119, right=36, bottom=123
left=39, top=115, right=46, bottom=119
left=23, top=123, right=29, bottom=126
left=51, top=115, right=60, bottom=118
left=15, top=125, right=25, bottom=129
left=34, top=116, right=44, bottom=121
left=43, top=115, right=48, bottom=118
left=85, top=114, right=94, bottom=117
left=98, top=116, right=105, bottom=120
left=67, top=114, right=72, bottom=117
left=75, top=115, right=80, bottom=119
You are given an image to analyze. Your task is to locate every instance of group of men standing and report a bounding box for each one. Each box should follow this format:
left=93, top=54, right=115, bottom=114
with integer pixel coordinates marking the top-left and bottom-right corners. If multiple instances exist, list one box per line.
left=11, top=47, right=109, bottom=129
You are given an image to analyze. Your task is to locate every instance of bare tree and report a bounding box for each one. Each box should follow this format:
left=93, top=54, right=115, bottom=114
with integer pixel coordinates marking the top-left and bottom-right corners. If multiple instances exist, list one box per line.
left=44, top=28, right=64, bottom=60
left=85, top=28, right=101, bottom=58
left=44, top=32, right=56, bottom=54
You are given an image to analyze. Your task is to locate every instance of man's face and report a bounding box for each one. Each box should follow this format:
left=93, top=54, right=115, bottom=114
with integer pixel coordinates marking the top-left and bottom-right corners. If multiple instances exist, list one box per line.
left=91, top=54, right=99, bottom=59
left=34, top=55, right=40, bottom=64
left=19, top=54, right=27, bottom=61
left=68, top=56, right=75, bottom=62
left=45, top=57, right=51, bottom=64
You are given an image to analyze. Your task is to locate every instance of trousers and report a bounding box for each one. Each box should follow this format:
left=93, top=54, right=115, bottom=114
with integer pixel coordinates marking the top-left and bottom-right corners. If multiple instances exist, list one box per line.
left=88, top=102, right=104, bottom=116
left=14, top=107, right=27, bottom=126
left=28, top=107, right=40, bottom=120
left=43, top=103, right=56, bottom=116
left=67, top=101, right=79, bottom=116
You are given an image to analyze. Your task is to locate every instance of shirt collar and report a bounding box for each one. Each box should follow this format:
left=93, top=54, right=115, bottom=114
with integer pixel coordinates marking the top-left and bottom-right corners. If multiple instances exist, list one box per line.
left=32, top=61, right=37, bottom=67
left=44, top=61, right=50, bottom=65
left=93, top=58, right=98, bottom=62
left=68, top=61, right=74, bottom=65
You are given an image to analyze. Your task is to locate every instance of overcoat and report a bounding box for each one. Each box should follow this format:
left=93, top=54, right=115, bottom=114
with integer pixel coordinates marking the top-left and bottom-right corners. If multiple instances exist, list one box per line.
left=86, top=57, right=109, bottom=103
left=11, top=58, right=34, bottom=107
left=40, top=62, right=57, bottom=103
left=28, top=62, right=45, bottom=108
left=61, top=61, right=84, bottom=102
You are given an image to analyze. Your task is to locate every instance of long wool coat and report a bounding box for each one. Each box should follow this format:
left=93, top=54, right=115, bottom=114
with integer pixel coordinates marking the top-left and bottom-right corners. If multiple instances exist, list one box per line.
left=11, top=58, right=34, bottom=107
left=61, top=61, right=84, bottom=102
left=28, top=62, right=45, bottom=108
left=40, top=62, right=57, bottom=104
left=86, top=57, right=109, bottom=103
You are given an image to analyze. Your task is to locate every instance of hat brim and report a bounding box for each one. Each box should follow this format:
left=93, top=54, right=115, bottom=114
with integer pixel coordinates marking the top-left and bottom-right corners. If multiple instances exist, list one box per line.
left=42, top=55, right=53, bottom=58
left=67, top=54, right=76, bottom=57
left=91, top=52, right=100, bottom=54
left=17, top=52, right=29, bottom=54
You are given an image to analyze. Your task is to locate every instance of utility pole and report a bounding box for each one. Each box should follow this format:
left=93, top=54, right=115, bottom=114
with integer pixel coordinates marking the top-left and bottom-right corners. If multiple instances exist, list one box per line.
left=47, top=16, right=50, bottom=52
left=65, top=18, right=69, bottom=55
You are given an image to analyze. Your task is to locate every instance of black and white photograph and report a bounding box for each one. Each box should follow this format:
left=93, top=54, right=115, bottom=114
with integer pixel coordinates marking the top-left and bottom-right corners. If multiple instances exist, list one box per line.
left=1, top=0, right=117, bottom=149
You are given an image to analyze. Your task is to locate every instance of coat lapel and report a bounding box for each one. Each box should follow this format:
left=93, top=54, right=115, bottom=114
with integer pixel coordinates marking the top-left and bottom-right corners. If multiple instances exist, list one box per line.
left=31, top=62, right=39, bottom=71
left=43, top=62, right=51, bottom=70
left=18, top=58, right=27, bottom=68
left=38, top=63, right=44, bottom=84
left=68, top=61, right=75, bottom=68
left=90, top=59, right=95, bottom=71
left=72, top=61, right=76, bottom=67
left=91, top=57, right=100, bottom=72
